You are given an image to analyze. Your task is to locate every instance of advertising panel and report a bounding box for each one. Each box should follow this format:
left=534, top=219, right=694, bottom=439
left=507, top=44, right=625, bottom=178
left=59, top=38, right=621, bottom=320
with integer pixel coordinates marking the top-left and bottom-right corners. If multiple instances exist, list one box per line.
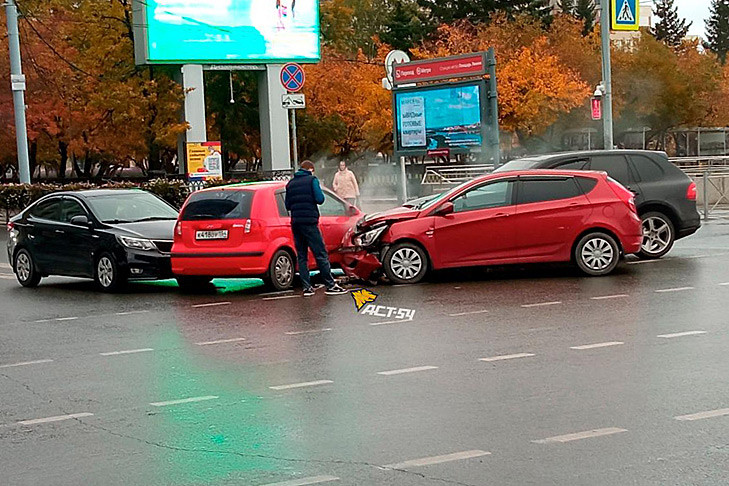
left=394, top=81, right=484, bottom=155
left=135, top=0, right=320, bottom=64
left=186, top=141, right=223, bottom=180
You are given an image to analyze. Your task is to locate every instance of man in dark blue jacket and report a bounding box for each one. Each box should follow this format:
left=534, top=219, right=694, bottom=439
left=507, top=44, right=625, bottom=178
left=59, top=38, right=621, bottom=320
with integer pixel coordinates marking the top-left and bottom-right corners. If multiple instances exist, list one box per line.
left=285, top=160, right=348, bottom=296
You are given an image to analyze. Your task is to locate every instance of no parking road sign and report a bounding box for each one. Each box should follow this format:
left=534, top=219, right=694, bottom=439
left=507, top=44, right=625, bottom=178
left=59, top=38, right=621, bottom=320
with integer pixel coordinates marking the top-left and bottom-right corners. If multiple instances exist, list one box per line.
left=280, top=63, right=305, bottom=93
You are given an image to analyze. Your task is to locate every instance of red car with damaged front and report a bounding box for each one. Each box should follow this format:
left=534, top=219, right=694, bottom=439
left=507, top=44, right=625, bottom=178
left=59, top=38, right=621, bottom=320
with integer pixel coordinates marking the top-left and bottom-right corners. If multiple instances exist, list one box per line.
left=339, top=170, right=643, bottom=284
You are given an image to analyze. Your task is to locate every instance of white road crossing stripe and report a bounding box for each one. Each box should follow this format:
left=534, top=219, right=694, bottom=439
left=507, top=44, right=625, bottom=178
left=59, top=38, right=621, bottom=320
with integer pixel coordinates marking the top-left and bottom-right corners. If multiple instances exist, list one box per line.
left=657, top=330, right=707, bottom=339
left=191, top=301, right=231, bottom=308
left=18, top=412, right=93, bottom=426
left=532, top=427, right=627, bottom=444
left=150, top=396, right=219, bottom=407
left=369, top=318, right=414, bottom=326
left=449, top=309, right=489, bottom=317
left=377, top=365, right=438, bottom=376
left=285, top=328, right=333, bottom=335
left=55, top=317, right=78, bottom=321
left=269, top=380, right=333, bottom=391
left=0, top=359, right=53, bottom=369
left=570, top=341, right=624, bottom=350
left=259, top=475, right=340, bottom=486
left=100, top=348, right=154, bottom=356
left=263, top=294, right=302, bottom=301
left=382, top=450, right=491, bottom=469
left=521, top=301, right=562, bottom=308
left=479, top=353, right=536, bottom=362
left=655, top=286, right=695, bottom=293
left=115, top=310, right=149, bottom=316
left=675, top=408, right=729, bottom=421
left=590, top=294, right=629, bottom=300
left=195, top=337, right=246, bottom=346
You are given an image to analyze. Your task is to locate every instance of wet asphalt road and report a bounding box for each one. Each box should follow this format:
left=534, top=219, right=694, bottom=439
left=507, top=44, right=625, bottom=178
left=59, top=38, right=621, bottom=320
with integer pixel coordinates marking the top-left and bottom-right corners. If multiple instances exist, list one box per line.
left=2, top=221, right=729, bottom=486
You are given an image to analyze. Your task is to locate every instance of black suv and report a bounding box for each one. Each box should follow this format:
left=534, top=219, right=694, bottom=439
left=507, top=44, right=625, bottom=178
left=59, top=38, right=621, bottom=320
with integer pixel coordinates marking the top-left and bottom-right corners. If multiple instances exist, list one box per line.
left=7, top=189, right=178, bottom=290
left=496, top=150, right=700, bottom=258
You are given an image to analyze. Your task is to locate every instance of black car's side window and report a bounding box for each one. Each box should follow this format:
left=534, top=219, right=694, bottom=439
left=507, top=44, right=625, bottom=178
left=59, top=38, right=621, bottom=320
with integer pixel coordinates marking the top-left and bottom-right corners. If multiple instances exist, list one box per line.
left=452, top=180, right=514, bottom=213
left=518, top=178, right=581, bottom=204
left=553, top=159, right=589, bottom=170
left=29, top=198, right=61, bottom=221
left=588, top=155, right=632, bottom=185
left=629, top=155, right=664, bottom=182
left=61, top=199, right=87, bottom=223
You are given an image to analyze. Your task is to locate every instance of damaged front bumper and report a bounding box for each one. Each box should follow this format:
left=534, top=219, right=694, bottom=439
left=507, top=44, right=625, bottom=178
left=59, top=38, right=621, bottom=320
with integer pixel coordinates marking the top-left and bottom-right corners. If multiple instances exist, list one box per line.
left=338, top=246, right=383, bottom=281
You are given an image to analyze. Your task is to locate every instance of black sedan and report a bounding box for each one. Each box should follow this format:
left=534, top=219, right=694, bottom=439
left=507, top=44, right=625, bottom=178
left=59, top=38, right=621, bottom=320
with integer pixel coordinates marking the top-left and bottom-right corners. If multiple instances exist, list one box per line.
left=7, top=189, right=178, bottom=291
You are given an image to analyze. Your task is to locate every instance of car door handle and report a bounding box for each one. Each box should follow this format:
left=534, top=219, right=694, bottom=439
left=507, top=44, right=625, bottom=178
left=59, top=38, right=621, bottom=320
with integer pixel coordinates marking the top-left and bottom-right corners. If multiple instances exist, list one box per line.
left=492, top=212, right=510, bottom=218
left=55, top=229, right=65, bottom=234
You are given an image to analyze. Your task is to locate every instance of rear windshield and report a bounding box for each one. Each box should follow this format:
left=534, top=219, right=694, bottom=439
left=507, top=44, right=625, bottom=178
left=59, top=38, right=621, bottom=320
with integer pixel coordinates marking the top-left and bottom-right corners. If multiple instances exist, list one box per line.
left=181, top=190, right=253, bottom=221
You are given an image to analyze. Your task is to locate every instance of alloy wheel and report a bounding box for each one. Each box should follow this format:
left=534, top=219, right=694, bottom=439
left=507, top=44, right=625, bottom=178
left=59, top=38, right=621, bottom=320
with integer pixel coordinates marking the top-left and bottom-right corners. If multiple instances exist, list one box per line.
left=580, top=237, right=615, bottom=272
left=641, top=216, right=672, bottom=256
left=274, top=254, right=293, bottom=287
left=390, top=247, right=423, bottom=281
left=97, top=256, right=114, bottom=288
left=16, top=252, right=31, bottom=282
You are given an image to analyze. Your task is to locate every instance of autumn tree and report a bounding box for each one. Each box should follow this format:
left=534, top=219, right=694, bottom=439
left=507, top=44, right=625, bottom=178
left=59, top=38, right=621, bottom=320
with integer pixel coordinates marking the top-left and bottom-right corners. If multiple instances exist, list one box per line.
left=651, top=0, right=692, bottom=48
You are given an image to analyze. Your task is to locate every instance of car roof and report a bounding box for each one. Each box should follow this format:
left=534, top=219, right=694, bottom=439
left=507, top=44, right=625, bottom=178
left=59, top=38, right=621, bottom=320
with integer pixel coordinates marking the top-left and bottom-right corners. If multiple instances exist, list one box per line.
left=193, top=181, right=287, bottom=193
left=512, top=149, right=666, bottom=162
left=41, top=189, right=151, bottom=198
left=478, top=169, right=607, bottom=180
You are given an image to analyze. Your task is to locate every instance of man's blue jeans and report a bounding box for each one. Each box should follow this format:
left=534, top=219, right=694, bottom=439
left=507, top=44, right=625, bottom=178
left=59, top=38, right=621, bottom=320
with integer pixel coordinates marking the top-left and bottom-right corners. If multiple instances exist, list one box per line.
left=291, top=223, right=336, bottom=289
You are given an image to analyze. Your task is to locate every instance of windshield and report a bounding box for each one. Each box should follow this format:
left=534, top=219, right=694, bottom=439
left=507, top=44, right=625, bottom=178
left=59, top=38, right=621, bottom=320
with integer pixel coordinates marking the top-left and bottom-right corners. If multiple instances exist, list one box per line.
left=181, top=190, right=253, bottom=221
left=494, top=158, right=540, bottom=172
left=417, top=180, right=473, bottom=210
left=86, top=192, right=179, bottom=223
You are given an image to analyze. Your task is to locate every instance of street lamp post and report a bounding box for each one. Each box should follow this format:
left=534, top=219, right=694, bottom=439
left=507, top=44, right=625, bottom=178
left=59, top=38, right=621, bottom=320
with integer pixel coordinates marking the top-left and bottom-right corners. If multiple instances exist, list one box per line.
left=599, top=0, right=614, bottom=150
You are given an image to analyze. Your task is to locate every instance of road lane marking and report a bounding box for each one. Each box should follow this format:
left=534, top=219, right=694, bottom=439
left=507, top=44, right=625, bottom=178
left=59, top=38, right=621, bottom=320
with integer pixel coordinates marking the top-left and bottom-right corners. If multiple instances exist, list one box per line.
left=260, top=290, right=295, bottom=297
left=150, top=396, right=219, bottom=407
left=195, top=337, right=246, bottom=346
left=260, top=476, right=340, bottom=486
left=626, top=259, right=663, bottom=265
left=719, top=282, right=729, bottom=286
left=382, top=450, right=491, bottom=469
left=521, top=301, right=562, bottom=308
left=0, top=263, right=11, bottom=269
left=479, top=353, right=536, bottom=362
left=191, top=301, right=231, bottom=308
left=33, top=319, right=52, bottom=323
left=675, top=408, right=729, bottom=421
left=263, top=294, right=302, bottom=301
left=100, top=348, right=154, bottom=356
left=18, top=412, right=93, bottom=426
left=590, top=294, right=629, bottom=300
left=269, top=380, right=333, bottom=391
left=115, top=310, right=149, bottom=316
left=0, top=359, right=53, bottom=369
left=377, top=365, right=438, bottom=376
left=55, top=317, right=78, bottom=321
left=0, top=275, right=15, bottom=280
left=570, top=341, right=624, bottom=350
left=369, top=318, right=414, bottom=326
left=532, top=427, right=627, bottom=444
left=449, top=309, right=488, bottom=317
left=657, top=330, right=707, bottom=339
left=285, top=328, right=332, bottom=336
left=655, top=286, right=694, bottom=293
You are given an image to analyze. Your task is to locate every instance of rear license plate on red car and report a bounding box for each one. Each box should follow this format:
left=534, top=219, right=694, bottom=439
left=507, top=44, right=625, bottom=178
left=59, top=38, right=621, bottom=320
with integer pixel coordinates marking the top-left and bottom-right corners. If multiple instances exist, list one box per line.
left=195, top=230, right=228, bottom=240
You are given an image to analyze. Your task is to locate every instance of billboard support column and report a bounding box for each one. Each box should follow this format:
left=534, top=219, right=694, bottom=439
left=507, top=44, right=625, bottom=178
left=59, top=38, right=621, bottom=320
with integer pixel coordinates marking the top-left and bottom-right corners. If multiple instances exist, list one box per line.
left=486, top=48, right=500, bottom=167
left=181, top=64, right=207, bottom=175
left=258, top=65, right=291, bottom=172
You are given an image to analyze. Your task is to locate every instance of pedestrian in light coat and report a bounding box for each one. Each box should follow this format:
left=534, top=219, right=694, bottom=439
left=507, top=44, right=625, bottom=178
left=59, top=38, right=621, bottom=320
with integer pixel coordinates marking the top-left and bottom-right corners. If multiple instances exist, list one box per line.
left=332, top=160, right=360, bottom=207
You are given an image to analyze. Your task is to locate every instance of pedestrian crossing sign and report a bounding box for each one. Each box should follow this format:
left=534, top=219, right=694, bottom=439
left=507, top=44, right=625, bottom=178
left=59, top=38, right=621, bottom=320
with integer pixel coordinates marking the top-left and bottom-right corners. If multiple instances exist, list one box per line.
left=611, top=0, right=639, bottom=31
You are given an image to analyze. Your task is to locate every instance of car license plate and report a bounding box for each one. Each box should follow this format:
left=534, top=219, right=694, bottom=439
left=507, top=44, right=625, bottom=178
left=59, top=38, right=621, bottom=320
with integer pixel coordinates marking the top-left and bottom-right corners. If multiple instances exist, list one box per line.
left=196, top=230, right=228, bottom=240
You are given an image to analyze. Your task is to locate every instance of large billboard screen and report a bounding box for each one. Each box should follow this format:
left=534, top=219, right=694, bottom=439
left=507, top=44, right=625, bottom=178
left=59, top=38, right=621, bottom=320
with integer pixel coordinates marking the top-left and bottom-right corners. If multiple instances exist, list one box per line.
left=135, top=0, right=320, bottom=64
left=394, top=81, right=484, bottom=155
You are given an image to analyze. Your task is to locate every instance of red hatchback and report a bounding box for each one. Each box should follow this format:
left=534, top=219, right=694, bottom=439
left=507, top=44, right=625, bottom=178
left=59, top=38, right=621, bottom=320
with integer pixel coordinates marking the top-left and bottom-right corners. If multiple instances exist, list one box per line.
left=340, top=170, right=642, bottom=284
left=171, top=182, right=361, bottom=290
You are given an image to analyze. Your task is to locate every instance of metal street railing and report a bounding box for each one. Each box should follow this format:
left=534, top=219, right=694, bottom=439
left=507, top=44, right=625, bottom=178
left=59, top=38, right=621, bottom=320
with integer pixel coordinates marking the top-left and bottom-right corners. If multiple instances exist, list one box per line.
left=421, top=165, right=494, bottom=186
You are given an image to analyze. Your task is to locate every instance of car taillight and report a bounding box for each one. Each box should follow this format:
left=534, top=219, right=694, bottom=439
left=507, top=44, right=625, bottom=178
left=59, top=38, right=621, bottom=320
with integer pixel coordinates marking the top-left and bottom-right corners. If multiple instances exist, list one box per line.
left=175, top=221, right=182, bottom=237
left=244, top=219, right=251, bottom=233
left=628, top=197, right=637, bottom=214
left=6, top=221, right=14, bottom=232
left=606, top=178, right=637, bottom=213
left=686, top=182, right=697, bottom=201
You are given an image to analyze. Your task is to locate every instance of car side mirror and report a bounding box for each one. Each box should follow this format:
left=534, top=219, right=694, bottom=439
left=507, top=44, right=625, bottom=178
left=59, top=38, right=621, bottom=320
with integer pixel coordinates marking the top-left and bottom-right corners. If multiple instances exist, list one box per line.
left=346, top=205, right=359, bottom=216
left=70, top=215, right=90, bottom=227
left=435, top=201, right=454, bottom=216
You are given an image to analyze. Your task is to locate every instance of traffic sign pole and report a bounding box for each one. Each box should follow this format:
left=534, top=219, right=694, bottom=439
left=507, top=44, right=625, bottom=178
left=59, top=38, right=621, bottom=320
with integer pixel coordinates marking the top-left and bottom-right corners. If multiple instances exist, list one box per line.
left=290, top=109, right=298, bottom=167
left=280, top=63, right=304, bottom=167
left=600, top=0, right=614, bottom=150
left=5, top=0, right=31, bottom=183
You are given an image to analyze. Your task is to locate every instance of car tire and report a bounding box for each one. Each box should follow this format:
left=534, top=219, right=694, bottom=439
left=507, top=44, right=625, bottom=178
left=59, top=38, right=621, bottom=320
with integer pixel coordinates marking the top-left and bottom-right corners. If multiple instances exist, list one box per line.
left=14, top=248, right=41, bottom=288
left=638, top=211, right=675, bottom=259
left=176, top=276, right=213, bottom=291
left=94, top=252, right=127, bottom=292
left=264, top=249, right=295, bottom=291
left=383, top=242, right=428, bottom=285
left=574, top=232, right=620, bottom=277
